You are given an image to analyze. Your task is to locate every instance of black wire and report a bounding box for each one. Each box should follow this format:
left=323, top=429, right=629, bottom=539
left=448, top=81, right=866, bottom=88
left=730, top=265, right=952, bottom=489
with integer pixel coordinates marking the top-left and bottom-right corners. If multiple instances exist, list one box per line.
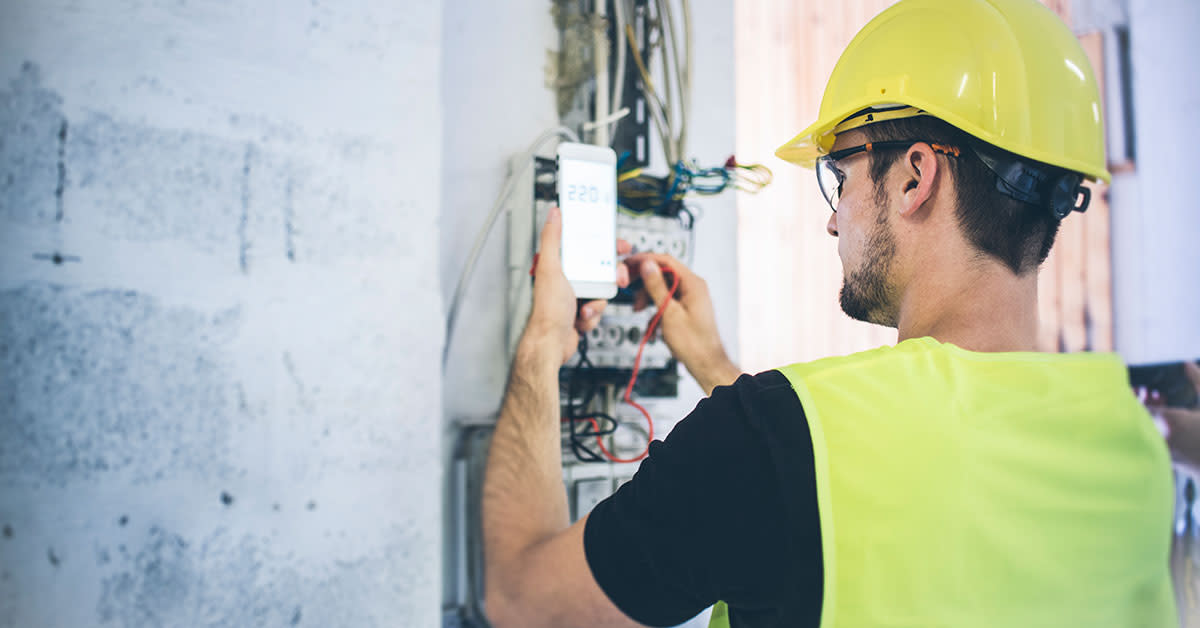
left=677, top=205, right=695, bottom=230
left=565, top=334, right=603, bottom=462
left=563, top=333, right=624, bottom=463
left=576, top=412, right=619, bottom=437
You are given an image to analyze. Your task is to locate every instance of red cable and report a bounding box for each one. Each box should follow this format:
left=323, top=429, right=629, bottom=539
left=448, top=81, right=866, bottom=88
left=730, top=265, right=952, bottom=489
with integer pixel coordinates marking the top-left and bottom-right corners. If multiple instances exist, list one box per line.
left=595, top=268, right=681, bottom=463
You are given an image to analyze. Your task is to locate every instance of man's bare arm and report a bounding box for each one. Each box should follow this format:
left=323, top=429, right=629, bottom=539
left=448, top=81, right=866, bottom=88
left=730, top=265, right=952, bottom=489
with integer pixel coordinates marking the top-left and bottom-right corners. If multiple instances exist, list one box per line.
left=481, top=208, right=644, bottom=628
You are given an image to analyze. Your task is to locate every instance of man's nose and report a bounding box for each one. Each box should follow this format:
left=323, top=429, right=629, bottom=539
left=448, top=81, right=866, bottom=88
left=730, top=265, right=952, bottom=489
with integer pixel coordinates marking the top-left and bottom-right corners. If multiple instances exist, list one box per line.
left=826, top=211, right=838, bottom=237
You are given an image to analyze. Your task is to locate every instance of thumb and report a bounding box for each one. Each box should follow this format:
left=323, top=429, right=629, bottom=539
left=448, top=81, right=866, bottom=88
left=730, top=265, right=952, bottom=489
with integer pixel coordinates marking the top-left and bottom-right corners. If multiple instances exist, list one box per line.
left=539, top=207, right=563, bottom=270
left=640, top=259, right=671, bottom=308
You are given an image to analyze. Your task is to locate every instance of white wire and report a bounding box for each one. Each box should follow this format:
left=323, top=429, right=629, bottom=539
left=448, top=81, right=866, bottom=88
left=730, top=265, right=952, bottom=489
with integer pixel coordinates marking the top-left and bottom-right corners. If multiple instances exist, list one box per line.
left=594, top=1, right=611, bottom=146
left=626, top=13, right=675, bottom=167
left=658, top=0, right=677, bottom=163
left=442, top=126, right=580, bottom=368
left=679, top=0, right=691, bottom=161
left=583, top=107, right=630, bottom=132
left=660, top=0, right=690, bottom=164
left=613, top=3, right=672, bottom=165
left=610, top=0, right=627, bottom=137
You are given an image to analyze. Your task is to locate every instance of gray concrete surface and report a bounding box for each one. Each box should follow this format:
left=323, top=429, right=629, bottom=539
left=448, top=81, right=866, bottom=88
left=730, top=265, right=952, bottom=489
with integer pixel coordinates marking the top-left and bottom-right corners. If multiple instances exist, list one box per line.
left=0, top=2, right=443, bottom=626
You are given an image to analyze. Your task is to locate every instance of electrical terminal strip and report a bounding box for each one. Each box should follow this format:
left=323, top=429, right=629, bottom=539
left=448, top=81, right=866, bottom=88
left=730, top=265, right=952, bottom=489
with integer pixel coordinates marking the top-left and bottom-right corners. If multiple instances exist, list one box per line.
left=617, top=213, right=691, bottom=263
left=564, top=303, right=672, bottom=370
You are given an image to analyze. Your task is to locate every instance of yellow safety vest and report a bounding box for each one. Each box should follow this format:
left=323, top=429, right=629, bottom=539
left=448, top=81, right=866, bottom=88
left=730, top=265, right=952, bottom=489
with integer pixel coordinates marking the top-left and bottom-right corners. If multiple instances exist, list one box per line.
left=710, top=337, right=1176, bottom=627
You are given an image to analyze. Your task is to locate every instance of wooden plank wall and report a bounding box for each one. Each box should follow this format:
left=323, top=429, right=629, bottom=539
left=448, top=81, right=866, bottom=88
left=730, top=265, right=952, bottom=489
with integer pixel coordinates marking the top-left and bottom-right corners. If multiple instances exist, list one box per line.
left=734, top=0, right=1114, bottom=373
left=1039, top=31, right=1114, bottom=353
left=734, top=0, right=897, bottom=373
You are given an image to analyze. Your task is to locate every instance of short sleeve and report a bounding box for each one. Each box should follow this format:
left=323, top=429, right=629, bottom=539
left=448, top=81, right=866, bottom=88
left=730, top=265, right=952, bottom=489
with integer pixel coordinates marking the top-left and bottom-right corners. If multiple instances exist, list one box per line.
left=583, top=370, right=824, bottom=627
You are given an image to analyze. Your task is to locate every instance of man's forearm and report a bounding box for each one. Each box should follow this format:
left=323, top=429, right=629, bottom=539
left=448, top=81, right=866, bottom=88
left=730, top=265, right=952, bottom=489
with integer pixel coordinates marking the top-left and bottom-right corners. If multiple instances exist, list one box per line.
left=687, top=353, right=742, bottom=396
left=482, top=332, right=570, bottom=600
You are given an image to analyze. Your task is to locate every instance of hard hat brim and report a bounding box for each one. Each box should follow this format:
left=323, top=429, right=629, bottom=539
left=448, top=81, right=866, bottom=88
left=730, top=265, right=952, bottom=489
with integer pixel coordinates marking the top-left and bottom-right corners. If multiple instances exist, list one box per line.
left=776, top=96, right=1113, bottom=184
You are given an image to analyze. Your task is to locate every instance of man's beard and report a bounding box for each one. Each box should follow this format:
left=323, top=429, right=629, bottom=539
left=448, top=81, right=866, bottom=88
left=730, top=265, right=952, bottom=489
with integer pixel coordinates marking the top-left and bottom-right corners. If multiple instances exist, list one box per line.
left=839, top=206, right=898, bottom=327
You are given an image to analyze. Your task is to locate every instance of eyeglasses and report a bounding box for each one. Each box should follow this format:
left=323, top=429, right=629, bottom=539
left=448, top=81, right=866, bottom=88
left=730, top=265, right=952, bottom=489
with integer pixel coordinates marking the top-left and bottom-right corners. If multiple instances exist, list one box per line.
left=815, top=140, right=961, bottom=212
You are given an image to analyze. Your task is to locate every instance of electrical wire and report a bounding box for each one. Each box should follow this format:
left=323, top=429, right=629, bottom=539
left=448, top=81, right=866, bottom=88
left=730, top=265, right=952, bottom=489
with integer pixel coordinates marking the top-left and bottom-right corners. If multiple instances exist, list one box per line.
left=443, top=126, right=579, bottom=368
left=658, top=0, right=676, bottom=163
left=616, top=157, right=772, bottom=215
left=563, top=333, right=620, bottom=463
left=625, top=22, right=675, bottom=167
left=593, top=1, right=611, bottom=146
left=657, top=0, right=686, bottom=162
left=727, top=158, right=774, bottom=193
left=613, top=0, right=691, bottom=170
left=679, top=0, right=691, bottom=161
left=610, top=0, right=628, bottom=137
left=593, top=269, right=681, bottom=463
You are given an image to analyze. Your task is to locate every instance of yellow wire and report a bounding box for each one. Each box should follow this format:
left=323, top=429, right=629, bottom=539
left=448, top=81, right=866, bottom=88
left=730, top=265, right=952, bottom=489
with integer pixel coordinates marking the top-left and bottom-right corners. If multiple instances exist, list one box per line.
left=626, top=23, right=657, bottom=111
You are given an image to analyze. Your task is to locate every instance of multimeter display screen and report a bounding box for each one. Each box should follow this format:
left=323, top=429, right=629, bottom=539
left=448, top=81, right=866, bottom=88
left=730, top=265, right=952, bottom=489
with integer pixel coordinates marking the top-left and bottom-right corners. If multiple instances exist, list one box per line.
left=558, top=158, right=617, bottom=284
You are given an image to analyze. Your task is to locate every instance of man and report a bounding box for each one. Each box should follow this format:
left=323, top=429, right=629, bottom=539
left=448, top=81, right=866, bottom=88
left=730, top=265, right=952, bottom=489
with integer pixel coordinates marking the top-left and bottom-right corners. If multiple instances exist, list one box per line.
left=482, top=0, right=1178, bottom=626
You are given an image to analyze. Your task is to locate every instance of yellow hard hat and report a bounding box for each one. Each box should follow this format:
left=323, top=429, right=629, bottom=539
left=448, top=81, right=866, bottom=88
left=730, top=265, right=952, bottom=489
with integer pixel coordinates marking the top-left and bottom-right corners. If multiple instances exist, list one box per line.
left=776, top=0, right=1111, bottom=183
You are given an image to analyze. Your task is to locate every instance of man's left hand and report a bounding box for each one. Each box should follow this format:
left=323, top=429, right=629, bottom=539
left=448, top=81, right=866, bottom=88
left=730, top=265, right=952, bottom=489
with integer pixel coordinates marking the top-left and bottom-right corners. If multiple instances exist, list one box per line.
left=525, top=206, right=631, bottom=365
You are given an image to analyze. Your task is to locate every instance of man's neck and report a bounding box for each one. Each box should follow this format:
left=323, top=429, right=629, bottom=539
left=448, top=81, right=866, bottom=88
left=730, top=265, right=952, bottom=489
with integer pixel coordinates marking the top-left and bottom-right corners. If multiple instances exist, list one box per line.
left=894, top=261, right=1040, bottom=353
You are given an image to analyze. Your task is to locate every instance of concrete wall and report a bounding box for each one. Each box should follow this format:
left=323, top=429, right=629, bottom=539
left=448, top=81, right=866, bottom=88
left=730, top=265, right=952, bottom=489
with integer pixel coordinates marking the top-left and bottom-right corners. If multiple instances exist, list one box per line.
left=1075, top=0, right=1200, bottom=364
left=0, top=2, right=443, bottom=626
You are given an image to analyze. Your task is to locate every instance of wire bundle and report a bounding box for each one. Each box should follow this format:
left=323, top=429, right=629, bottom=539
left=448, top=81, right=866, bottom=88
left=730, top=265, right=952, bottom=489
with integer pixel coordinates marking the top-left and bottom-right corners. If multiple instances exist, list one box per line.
left=620, top=0, right=690, bottom=166
left=723, top=156, right=774, bottom=193
left=563, top=270, right=680, bottom=464
left=562, top=333, right=621, bottom=463
left=616, top=156, right=773, bottom=215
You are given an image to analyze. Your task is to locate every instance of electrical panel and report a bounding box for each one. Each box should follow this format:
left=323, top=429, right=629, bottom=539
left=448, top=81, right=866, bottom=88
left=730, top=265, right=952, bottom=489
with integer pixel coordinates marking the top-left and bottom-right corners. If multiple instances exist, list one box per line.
left=507, top=155, right=690, bottom=399
left=446, top=1, right=734, bottom=624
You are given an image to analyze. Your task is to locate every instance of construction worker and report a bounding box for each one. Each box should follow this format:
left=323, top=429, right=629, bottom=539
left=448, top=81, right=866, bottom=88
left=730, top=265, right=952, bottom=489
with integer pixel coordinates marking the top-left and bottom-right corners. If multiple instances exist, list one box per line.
left=482, top=0, right=1177, bottom=626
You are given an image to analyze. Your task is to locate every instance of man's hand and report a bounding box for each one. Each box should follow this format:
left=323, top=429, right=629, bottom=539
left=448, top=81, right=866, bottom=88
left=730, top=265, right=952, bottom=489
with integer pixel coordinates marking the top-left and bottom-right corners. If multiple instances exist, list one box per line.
left=623, top=252, right=740, bottom=395
left=525, top=207, right=630, bottom=364
left=1162, top=361, right=1200, bottom=470
left=485, top=207, right=647, bottom=628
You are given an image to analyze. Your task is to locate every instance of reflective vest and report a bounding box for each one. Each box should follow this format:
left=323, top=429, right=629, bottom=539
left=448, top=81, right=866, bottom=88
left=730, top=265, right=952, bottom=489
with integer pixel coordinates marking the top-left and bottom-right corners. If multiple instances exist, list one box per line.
left=710, top=337, right=1176, bottom=627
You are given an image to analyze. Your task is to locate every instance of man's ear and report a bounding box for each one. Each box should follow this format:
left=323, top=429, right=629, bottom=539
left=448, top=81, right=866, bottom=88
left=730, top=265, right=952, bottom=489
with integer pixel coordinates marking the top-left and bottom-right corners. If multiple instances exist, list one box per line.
left=898, top=143, right=939, bottom=217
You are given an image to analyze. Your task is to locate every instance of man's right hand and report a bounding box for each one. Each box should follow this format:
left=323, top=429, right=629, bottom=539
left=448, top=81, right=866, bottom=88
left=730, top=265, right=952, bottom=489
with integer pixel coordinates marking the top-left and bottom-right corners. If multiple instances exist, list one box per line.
left=623, top=253, right=740, bottom=395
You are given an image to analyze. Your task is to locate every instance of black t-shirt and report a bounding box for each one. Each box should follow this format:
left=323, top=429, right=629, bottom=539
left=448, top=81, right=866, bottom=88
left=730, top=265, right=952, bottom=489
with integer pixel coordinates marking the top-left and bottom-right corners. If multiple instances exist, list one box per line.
left=583, top=370, right=824, bottom=628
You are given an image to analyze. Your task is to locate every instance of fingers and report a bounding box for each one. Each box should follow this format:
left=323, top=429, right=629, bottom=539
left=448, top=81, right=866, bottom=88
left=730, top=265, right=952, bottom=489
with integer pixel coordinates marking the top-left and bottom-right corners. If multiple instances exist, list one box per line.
left=616, top=263, right=630, bottom=289
left=617, top=238, right=633, bottom=256
left=624, top=253, right=683, bottom=285
left=623, top=252, right=691, bottom=311
left=576, top=300, right=607, bottom=333
left=638, top=259, right=673, bottom=309
left=537, top=207, right=562, bottom=273
left=633, top=288, right=649, bottom=312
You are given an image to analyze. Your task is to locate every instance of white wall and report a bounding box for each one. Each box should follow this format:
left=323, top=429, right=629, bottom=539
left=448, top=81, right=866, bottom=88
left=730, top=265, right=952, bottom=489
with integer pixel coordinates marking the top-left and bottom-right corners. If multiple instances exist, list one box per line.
left=0, top=2, right=442, bottom=626
left=1076, top=0, right=1200, bottom=364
